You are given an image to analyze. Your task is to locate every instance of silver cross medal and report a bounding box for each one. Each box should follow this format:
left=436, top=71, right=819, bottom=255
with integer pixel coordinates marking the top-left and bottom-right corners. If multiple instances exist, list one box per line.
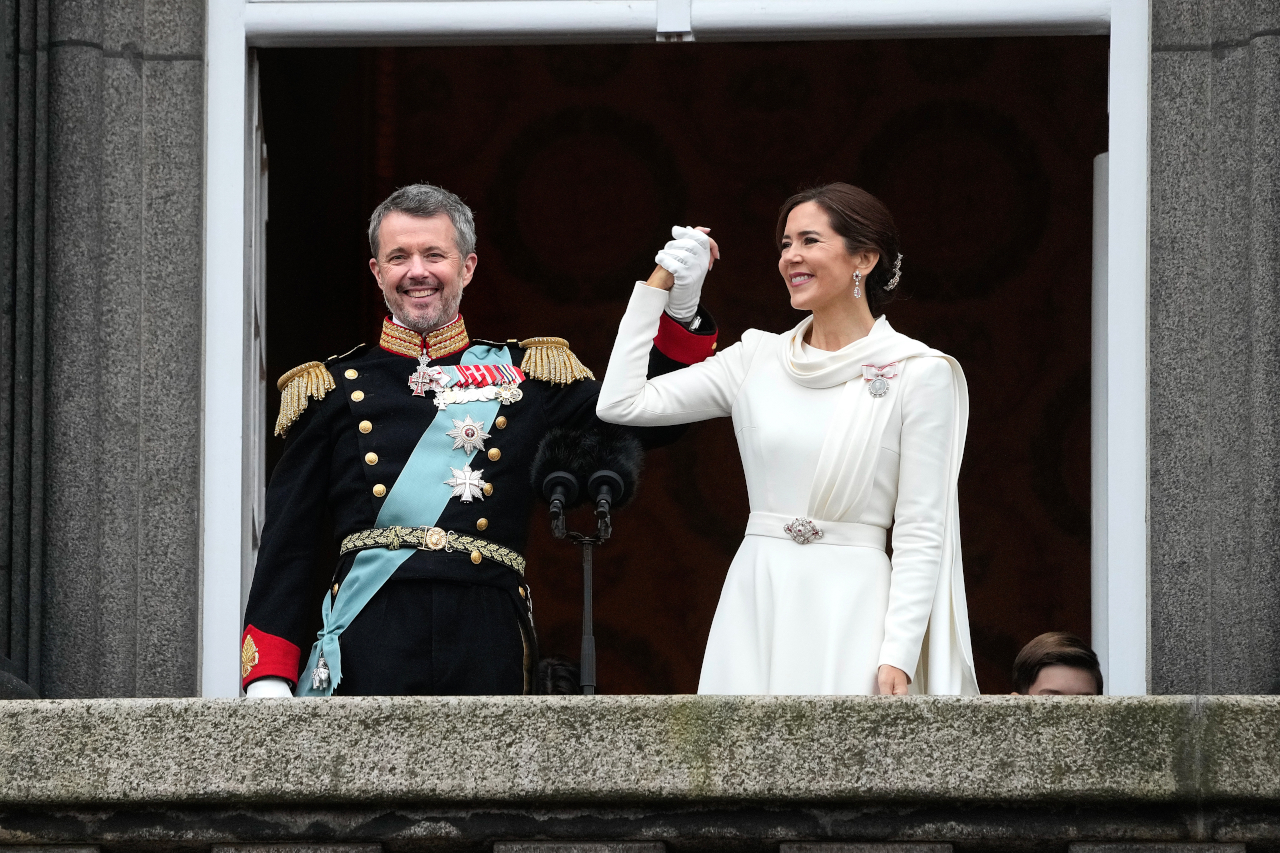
left=408, top=351, right=436, bottom=396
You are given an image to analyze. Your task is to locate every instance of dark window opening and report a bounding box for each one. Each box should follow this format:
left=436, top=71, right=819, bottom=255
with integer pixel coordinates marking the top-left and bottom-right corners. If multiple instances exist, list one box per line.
left=260, top=36, right=1106, bottom=694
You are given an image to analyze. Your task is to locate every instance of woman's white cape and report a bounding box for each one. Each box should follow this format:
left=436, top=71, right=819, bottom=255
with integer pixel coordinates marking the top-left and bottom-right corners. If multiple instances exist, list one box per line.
left=782, top=314, right=979, bottom=695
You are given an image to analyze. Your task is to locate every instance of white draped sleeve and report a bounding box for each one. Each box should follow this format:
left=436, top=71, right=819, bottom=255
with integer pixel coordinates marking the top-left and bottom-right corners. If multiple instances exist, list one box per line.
left=597, top=283, right=763, bottom=426
left=877, top=356, right=958, bottom=678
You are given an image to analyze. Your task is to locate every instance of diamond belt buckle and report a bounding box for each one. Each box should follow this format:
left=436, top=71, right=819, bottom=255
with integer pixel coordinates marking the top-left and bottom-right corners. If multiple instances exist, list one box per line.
left=419, top=526, right=448, bottom=551
left=784, top=517, right=823, bottom=545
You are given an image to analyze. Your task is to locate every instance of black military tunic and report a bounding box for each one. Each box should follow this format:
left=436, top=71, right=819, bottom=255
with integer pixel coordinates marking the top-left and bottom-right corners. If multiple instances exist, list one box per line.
left=240, top=311, right=716, bottom=695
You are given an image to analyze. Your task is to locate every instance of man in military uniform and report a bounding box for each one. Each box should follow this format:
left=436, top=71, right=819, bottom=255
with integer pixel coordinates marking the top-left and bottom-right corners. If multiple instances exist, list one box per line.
left=241, top=184, right=717, bottom=697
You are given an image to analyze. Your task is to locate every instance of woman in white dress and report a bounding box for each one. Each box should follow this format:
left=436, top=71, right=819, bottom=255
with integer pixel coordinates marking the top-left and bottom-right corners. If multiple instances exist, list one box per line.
left=597, top=183, right=979, bottom=696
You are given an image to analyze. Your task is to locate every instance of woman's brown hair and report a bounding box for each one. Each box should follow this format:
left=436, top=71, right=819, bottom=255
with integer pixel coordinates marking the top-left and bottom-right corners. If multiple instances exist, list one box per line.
left=775, top=182, right=902, bottom=315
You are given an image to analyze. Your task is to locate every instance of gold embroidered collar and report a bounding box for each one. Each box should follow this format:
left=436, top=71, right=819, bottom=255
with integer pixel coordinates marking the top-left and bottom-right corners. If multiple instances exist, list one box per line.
left=379, top=315, right=470, bottom=359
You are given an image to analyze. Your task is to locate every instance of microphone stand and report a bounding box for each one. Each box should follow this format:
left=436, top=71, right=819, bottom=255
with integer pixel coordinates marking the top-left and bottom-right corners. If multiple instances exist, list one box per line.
left=563, top=510, right=612, bottom=695
left=545, top=467, right=624, bottom=696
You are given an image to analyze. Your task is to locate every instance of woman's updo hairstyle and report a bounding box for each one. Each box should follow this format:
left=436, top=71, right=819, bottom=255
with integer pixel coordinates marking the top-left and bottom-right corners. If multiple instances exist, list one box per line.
left=775, top=182, right=902, bottom=316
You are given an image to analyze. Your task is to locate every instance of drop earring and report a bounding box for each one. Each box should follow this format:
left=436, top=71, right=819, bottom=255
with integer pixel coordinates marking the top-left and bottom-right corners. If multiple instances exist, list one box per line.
left=853, top=270, right=862, bottom=299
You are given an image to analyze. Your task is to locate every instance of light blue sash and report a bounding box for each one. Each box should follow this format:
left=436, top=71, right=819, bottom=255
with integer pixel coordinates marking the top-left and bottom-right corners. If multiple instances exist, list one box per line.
left=297, top=344, right=511, bottom=696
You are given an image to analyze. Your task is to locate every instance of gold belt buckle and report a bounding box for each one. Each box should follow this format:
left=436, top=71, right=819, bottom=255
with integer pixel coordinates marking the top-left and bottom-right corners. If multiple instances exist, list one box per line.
left=419, top=526, right=448, bottom=551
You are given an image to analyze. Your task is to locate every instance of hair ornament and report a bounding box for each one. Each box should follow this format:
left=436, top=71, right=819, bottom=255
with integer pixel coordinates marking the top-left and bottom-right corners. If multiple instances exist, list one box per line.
left=885, top=253, right=903, bottom=291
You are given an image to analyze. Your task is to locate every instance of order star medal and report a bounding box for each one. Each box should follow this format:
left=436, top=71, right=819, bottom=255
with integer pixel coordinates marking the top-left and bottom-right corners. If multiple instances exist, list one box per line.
left=445, top=465, right=487, bottom=503
left=446, top=415, right=490, bottom=453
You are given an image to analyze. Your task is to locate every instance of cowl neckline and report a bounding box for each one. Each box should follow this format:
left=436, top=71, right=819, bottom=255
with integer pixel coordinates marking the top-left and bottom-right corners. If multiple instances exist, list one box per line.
left=782, top=314, right=922, bottom=389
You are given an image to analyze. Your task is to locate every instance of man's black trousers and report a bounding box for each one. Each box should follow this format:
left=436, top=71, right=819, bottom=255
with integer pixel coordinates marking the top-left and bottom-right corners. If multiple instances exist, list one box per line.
left=334, top=577, right=526, bottom=695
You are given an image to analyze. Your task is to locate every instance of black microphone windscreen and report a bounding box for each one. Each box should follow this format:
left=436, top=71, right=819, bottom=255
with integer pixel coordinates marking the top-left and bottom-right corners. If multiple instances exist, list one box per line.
left=531, top=427, right=595, bottom=506
left=587, top=424, right=644, bottom=509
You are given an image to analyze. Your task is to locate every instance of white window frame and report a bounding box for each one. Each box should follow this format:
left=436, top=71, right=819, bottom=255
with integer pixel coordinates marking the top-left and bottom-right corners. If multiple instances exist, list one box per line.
left=200, top=0, right=1151, bottom=697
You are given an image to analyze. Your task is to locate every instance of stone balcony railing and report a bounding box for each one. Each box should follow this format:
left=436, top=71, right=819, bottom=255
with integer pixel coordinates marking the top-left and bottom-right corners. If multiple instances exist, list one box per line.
left=2, top=696, right=1278, bottom=853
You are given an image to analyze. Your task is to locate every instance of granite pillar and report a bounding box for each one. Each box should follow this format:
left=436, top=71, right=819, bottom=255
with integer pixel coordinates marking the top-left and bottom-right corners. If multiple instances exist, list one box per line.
left=0, top=0, right=204, bottom=697
left=0, top=0, right=49, bottom=697
left=1148, top=0, right=1280, bottom=693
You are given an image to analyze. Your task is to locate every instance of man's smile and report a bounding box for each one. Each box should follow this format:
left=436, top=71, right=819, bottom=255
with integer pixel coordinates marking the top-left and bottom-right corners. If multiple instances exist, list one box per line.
left=402, top=283, right=441, bottom=299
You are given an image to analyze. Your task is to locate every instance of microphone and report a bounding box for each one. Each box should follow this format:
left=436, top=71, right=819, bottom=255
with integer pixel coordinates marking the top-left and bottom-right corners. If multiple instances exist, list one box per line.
left=533, top=424, right=645, bottom=697
left=532, top=428, right=591, bottom=538
left=583, top=425, right=643, bottom=540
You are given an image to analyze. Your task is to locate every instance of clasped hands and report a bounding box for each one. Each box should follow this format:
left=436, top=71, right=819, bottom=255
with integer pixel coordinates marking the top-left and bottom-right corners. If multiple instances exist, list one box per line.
left=645, top=225, right=720, bottom=323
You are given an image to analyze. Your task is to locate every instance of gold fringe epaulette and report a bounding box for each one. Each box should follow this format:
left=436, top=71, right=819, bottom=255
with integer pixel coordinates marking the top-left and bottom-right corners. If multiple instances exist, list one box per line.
left=274, top=361, right=336, bottom=437
left=518, top=337, right=595, bottom=385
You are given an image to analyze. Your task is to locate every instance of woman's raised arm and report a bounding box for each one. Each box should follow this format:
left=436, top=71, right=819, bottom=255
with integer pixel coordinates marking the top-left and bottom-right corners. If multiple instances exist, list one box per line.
left=596, top=282, right=760, bottom=427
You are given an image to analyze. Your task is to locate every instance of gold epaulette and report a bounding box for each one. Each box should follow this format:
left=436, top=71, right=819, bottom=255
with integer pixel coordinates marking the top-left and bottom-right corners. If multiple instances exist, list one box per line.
left=274, top=361, right=336, bottom=438
left=518, top=337, right=595, bottom=385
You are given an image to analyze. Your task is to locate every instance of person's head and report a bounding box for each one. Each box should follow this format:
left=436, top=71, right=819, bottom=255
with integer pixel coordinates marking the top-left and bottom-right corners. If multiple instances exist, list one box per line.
left=1011, top=632, right=1103, bottom=696
left=367, top=183, right=478, bottom=334
left=775, top=183, right=902, bottom=316
left=536, top=655, right=580, bottom=695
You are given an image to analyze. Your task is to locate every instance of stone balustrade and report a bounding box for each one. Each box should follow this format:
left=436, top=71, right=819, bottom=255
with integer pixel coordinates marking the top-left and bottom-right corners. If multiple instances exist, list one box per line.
left=1, top=696, right=1278, bottom=851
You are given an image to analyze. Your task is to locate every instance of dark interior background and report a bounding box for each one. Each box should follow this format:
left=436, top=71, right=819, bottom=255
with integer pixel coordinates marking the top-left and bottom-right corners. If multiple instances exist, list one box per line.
left=259, top=36, right=1106, bottom=694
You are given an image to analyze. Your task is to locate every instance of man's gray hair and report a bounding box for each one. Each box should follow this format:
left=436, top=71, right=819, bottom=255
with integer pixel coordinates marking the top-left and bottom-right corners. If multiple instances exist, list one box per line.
left=368, top=183, right=477, bottom=259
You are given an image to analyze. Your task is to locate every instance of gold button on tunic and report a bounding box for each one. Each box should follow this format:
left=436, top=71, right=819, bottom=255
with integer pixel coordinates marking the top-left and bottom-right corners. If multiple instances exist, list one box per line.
left=359, top=420, right=372, bottom=434
left=482, top=483, right=494, bottom=497
left=476, top=518, right=489, bottom=531
left=344, top=369, right=358, bottom=380
left=372, top=484, right=386, bottom=497
left=351, top=390, right=364, bottom=402
left=487, top=448, right=501, bottom=461
left=495, top=416, right=508, bottom=429
left=470, top=550, right=482, bottom=565
left=365, top=452, right=378, bottom=465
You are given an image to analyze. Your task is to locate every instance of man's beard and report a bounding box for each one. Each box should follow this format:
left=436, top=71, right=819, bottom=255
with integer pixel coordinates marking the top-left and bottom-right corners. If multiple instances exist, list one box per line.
left=387, top=280, right=464, bottom=335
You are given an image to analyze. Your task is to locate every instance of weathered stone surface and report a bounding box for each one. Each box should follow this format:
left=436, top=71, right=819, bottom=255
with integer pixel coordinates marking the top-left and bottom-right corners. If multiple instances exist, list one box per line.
left=1070, top=840, right=1239, bottom=845
left=1153, top=0, right=1280, bottom=48
left=0, top=695, right=1274, bottom=808
left=215, top=840, right=381, bottom=845
left=1148, top=0, right=1280, bottom=695
left=0, top=669, right=38, bottom=700
left=27, top=0, right=204, bottom=699
left=497, top=844, right=666, bottom=853
left=778, top=840, right=952, bottom=845
left=1, top=799, right=1267, bottom=850
left=1198, top=696, right=1280, bottom=800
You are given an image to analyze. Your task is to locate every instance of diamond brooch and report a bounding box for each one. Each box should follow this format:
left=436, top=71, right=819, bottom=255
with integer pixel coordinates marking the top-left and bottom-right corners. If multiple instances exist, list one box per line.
left=784, top=517, right=824, bottom=545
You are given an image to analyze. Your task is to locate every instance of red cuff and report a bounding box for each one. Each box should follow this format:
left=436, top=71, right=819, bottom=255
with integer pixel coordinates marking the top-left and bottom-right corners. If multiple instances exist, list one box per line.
left=241, top=625, right=302, bottom=690
left=654, top=311, right=718, bottom=365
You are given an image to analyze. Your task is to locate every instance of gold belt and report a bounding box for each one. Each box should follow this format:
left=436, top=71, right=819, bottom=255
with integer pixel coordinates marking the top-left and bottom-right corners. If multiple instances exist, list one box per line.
left=339, top=525, right=526, bottom=576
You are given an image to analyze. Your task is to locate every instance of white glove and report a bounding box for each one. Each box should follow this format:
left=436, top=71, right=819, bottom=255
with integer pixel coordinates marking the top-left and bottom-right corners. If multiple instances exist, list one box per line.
left=655, top=225, right=711, bottom=323
left=245, top=676, right=294, bottom=698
